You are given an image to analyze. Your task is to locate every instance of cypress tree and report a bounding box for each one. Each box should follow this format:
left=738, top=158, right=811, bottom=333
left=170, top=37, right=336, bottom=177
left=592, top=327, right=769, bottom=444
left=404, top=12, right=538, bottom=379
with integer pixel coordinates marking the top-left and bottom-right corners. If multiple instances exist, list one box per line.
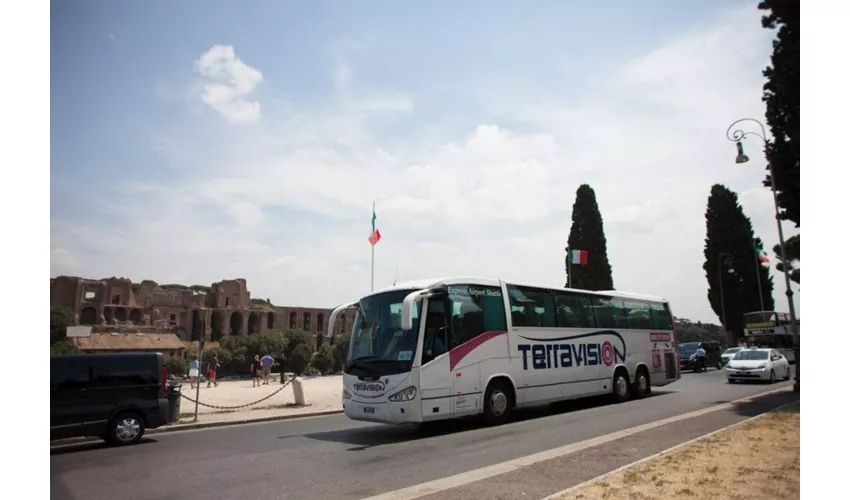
left=703, top=184, right=775, bottom=344
left=565, top=184, right=614, bottom=290
left=759, top=0, right=799, bottom=227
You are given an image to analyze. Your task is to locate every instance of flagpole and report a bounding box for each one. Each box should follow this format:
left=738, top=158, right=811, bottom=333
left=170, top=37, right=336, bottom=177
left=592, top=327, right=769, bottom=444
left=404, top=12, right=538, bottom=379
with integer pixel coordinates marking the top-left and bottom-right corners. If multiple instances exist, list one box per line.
left=371, top=201, right=375, bottom=292
left=753, top=242, right=765, bottom=312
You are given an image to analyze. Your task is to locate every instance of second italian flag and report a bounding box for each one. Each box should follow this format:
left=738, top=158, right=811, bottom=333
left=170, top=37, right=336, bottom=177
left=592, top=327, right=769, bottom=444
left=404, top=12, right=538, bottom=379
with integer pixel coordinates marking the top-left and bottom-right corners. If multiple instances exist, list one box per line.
left=570, top=249, right=588, bottom=265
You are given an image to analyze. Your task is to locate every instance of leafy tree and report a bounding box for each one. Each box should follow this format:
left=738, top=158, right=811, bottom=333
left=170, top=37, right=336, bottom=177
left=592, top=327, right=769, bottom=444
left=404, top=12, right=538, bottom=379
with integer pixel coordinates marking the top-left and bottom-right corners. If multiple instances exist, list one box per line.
left=772, top=233, right=800, bottom=284
left=219, top=331, right=288, bottom=374
left=165, top=356, right=189, bottom=377
left=332, top=333, right=350, bottom=373
left=310, top=345, right=334, bottom=375
left=759, top=0, right=800, bottom=227
left=51, top=307, right=76, bottom=344
left=703, top=185, right=776, bottom=344
left=289, top=344, right=313, bottom=375
left=50, top=339, right=80, bottom=355
left=281, top=329, right=314, bottom=360
left=565, top=184, right=614, bottom=290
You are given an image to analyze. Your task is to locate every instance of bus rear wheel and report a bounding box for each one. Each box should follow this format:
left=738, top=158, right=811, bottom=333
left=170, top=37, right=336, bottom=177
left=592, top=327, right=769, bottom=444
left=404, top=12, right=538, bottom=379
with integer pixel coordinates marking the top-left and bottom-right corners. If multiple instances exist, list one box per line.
left=483, top=379, right=514, bottom=426
left=633, top=367, right=651, bottom=398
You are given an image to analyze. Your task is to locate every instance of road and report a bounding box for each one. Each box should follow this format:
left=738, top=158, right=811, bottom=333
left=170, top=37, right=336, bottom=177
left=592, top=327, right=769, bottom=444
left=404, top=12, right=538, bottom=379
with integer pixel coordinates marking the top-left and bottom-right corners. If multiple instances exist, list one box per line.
left=51, top=368, right=797, bottom=500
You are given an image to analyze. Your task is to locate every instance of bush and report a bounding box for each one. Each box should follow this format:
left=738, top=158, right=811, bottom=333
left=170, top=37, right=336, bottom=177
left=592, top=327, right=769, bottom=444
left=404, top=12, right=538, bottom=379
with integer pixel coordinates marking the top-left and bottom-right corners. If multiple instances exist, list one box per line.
left=219, top=331, right=288, bottom=374
left=50, top=339, right=80, bottom=355
left=289, top=344, right=312, bottom=375
left=332, top=334, right=350, bottom=373
left=310, top=345, right=334, bottom=375
left=202, top=346, right=232, bottom=372
left=165, top=356, right=188, bottom=377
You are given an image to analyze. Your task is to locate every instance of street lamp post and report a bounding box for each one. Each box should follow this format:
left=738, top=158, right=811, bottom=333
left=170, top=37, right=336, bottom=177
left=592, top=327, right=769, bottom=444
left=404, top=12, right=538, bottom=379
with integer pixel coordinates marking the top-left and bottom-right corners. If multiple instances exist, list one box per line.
left=726, top=118, right=799, bottom=393
left=717, top=252, right=735, bottom=347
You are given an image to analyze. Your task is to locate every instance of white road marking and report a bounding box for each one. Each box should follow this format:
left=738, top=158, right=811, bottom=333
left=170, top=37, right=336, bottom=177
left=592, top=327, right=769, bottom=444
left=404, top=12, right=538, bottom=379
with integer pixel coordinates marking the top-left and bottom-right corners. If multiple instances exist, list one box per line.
left=540, top=399, right=799, bottom=499
left=359, top=386, right=792, bottom=500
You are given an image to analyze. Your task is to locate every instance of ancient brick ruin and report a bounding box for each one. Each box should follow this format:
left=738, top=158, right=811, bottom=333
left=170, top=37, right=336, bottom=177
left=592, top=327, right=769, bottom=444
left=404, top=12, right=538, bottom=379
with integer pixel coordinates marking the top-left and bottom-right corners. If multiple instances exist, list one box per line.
left=50, top=276, right=354, bottom=346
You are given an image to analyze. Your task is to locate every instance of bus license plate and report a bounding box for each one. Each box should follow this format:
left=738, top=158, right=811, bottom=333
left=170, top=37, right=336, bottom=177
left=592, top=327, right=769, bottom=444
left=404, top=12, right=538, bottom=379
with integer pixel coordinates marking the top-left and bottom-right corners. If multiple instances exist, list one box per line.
left=363, top=407, right=375, bottom=414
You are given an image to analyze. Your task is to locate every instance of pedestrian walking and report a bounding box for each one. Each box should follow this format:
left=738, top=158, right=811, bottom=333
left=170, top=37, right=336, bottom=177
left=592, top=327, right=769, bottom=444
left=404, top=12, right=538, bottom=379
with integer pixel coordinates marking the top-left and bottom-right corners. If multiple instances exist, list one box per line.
left=260, top=352, right=275, bottom=385
left=207, top=354, right=219, bottom=387
left=189, top=355, right=200, bottom=389
left=251, top=355, right=262, bottom=387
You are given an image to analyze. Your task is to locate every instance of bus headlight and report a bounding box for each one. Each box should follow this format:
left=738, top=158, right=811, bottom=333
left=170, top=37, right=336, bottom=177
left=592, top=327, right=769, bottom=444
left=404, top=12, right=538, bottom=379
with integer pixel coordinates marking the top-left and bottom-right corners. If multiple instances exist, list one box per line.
left=343, top=388, right=352, bottom=400
left=388, top=386, right=417, bottom=402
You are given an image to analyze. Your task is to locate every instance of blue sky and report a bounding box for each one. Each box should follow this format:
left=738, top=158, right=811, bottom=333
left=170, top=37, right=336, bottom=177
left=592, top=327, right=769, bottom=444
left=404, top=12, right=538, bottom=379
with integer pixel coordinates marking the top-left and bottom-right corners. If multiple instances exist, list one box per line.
left=50, top=0, right=798, bottom=322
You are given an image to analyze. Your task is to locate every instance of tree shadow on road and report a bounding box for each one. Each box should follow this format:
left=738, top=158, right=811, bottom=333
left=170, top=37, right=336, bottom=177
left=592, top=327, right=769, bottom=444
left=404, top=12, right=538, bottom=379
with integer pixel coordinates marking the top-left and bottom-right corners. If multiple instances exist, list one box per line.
left=710, top=389, right=798, bottom=419
left=50, top=437, right=157, bottom=456
left=302, top=390, right=675, bottom=450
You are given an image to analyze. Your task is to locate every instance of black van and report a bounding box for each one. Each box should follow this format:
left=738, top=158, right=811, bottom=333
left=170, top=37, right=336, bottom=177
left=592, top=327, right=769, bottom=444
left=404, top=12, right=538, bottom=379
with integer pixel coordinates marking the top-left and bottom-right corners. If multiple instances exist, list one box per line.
left=51, top=352, right=170, bottom=445
left=678, top=341, right=723, bottom=371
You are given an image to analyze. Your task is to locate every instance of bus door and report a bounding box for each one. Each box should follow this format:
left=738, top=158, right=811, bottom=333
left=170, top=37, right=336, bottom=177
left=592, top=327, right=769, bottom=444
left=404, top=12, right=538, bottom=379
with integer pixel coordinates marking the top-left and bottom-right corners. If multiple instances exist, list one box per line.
left=418, top=297, right=453, bottom=419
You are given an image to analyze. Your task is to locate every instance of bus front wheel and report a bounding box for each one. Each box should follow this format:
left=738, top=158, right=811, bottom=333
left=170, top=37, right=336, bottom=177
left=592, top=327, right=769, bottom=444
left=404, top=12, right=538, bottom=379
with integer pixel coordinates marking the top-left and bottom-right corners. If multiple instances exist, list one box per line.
left=483, top=379, right=514, bottom=426
left=612, top=370, right=631, bottom=404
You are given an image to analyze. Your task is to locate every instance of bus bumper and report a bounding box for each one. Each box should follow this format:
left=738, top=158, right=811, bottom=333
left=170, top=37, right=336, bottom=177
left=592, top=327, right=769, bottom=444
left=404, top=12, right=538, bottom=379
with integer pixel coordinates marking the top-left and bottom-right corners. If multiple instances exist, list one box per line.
left=343, top=397, right=423, bottom=424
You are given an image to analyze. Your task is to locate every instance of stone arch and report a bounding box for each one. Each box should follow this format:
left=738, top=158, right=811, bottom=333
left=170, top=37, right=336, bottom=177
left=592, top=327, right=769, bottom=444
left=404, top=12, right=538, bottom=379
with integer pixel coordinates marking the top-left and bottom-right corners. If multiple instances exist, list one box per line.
left=103, top=307, right=114, bottom=324
left=129, top=309, right=142, bottom=324
left=248, top=312, right=260, bottom=334
left=80, top=307, right=98, bottom=325
left=267, top=312, right=275, bottom=330
left=289, top=312, right=297, bottom=329
left=230, top=311, right=244, bottom=335
left=192, top=310, right=203, bottom=341
left=115, top=308, right=128, bottom=322
left=211, top=310, right=224, bottom=341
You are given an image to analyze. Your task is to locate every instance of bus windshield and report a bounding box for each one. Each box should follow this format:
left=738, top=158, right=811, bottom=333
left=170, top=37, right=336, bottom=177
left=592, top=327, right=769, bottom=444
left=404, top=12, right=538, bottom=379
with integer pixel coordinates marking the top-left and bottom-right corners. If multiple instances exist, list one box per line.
left=345, top=289, right=421, bottom=377
left=744, top=312, right=777, bottom=325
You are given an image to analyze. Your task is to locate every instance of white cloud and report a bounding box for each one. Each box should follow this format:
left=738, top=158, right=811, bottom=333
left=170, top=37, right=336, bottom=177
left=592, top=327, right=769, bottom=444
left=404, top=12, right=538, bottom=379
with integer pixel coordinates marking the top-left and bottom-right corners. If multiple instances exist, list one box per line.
left=51, top=4, right=800, bottom=323
left=194, top=45, right=263, bottom=123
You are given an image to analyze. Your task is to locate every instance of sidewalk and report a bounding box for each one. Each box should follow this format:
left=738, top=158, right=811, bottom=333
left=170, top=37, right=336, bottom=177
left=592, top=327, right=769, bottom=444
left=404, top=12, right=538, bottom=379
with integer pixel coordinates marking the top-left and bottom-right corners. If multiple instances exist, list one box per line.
left=175, top=375, right=343, bottom=426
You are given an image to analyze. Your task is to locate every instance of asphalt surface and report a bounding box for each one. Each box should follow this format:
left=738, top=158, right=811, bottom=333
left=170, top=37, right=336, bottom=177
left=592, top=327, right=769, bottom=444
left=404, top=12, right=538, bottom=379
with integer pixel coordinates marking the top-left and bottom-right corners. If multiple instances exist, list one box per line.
left=51, top=368, right=797, bottom=500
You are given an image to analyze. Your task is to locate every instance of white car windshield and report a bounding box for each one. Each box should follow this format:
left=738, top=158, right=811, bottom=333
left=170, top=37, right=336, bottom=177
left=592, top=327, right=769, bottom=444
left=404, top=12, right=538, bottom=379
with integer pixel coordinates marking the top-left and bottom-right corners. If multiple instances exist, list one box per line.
left=733, top=350, right=769, bottom=361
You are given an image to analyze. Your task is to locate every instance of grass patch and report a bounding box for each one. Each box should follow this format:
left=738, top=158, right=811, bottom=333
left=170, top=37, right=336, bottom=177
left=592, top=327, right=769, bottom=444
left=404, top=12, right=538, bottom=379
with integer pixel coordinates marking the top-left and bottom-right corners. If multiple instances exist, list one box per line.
left=558, top=402, right=799, bottom=500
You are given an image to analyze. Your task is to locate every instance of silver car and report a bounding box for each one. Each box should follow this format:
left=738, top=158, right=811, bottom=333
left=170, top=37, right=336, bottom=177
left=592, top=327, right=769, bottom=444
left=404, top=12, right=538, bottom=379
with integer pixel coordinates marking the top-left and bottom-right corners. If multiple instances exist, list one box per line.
left=720, top=347, right=743, bottom=366
left=725, top=348, right=792, bottom=384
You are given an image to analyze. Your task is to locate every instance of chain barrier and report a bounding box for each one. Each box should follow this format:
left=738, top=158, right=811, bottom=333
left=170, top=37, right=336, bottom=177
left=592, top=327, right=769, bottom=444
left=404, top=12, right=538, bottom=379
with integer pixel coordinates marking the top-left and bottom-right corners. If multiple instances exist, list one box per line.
left=180, top=378, right=294, bottom=410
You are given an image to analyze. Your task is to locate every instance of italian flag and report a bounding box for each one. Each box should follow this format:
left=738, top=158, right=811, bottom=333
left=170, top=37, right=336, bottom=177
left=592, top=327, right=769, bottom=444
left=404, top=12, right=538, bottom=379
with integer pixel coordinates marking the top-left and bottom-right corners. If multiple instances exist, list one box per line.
left=368, top=205, right=381, bottom=246
left=754, top=241, right=769, bottom=264
left=570, top=249, right=588, bottom=265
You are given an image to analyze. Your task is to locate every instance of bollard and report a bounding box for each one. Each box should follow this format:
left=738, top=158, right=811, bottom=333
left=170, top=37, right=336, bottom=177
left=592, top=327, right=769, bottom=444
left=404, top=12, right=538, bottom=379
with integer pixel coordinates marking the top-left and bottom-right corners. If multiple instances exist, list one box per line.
left=291, top=377, right=306, bottom=406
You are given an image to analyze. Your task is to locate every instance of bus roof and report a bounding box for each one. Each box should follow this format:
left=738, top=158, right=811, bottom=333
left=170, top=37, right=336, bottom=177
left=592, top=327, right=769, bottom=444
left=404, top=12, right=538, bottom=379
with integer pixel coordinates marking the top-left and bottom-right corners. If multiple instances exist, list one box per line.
left=364, top=276, right=669, bottom=304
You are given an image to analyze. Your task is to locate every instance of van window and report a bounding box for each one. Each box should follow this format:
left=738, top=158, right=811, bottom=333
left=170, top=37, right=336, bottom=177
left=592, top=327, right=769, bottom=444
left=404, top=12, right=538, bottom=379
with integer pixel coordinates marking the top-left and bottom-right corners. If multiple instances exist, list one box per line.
left=51, top=357, right=89, bottom=389
left=90, top=356, right=158, bottom=388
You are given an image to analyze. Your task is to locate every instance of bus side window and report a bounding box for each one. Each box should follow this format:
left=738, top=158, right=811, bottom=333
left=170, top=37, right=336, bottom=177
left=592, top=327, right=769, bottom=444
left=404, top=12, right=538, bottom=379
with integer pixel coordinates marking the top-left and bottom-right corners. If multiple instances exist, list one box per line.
left=507, top=285, right=556, bottom=327
left=623, top=300, right=652, bottom=330
left=449, top=285, right=507, bottom=347
left=592, top=297, right=628, bottom=329
left=648, top=302, right=673, bottom=330
left=552, top=291, right=595, bottom=328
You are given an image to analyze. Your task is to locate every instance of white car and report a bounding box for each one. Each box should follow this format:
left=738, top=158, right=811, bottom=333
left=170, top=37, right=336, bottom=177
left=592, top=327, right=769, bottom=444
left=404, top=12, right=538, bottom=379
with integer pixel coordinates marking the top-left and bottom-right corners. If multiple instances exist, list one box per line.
left=720, top=347, right=743, bottom=366
left=725, top=348, right=792, bottom=384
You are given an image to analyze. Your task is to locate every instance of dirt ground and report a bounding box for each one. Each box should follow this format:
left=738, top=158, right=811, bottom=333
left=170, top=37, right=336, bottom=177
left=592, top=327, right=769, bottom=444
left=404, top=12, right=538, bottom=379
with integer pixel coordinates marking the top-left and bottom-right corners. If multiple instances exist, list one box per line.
left=563, top=402, right=800, bottom=500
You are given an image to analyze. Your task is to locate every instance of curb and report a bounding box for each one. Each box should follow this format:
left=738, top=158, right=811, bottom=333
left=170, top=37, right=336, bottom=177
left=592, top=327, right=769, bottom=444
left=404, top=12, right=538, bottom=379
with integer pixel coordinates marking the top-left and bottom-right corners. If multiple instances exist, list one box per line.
left=540, top=397, right=800, bottom=500
left=50, top=408, right=344, bottom=447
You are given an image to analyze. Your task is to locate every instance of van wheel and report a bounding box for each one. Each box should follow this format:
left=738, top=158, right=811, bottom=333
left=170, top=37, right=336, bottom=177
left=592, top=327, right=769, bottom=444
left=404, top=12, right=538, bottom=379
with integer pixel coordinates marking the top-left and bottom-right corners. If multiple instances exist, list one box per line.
left=716, top=361, right=723, bottom=370
left=483, top=380, right=514, bottom=426
left=612, top=370, right=631, bottom=403
left=633, top=368, right=651, bottom=398
left=105, top=412, right=145, bottom=446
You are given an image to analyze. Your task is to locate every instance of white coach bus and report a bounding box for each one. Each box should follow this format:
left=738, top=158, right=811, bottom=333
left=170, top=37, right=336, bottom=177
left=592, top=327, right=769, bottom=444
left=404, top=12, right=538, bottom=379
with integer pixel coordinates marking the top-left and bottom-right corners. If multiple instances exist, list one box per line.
left=327, top=277, right=681, bottom=426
